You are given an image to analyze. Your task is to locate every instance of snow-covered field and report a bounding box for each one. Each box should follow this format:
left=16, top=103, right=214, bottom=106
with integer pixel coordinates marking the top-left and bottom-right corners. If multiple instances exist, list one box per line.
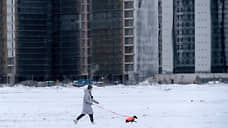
left=0, top=84, right=228, bottom=128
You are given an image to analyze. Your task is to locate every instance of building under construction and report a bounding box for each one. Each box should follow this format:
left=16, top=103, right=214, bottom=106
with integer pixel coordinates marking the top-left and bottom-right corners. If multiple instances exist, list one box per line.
left=2, top=0, right=160, bottom=83
left=89, top=0, right=124, bottom=82
left=16, top=0, right=81, bottom=81
left=89, top=0, right=159, bottom=83
left=0, top=0, right=7, bottom=83
left=0, top=0, right=16, bottom=84
left=16, top=0, right=54, bottom=81
left=52, top=0, right=81, bottom=80
left=15, top=0, right=125, bottom=82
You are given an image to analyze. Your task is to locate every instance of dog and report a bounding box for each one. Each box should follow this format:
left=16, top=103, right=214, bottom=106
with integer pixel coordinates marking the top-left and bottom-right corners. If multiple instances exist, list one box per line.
left=125, top=116, right=137, bottom=123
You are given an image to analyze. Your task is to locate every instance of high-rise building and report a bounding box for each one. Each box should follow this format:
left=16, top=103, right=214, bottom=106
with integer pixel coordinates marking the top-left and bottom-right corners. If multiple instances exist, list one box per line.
left=211, top=0, right=228, bottom=73
left=0, top=0, right=15, bottom=84
left=123, top=0, right=135, bottom=82
left=135, top=0, right=159, bottom=81
left=89, top=0, right=123, bottom=82
left=160, top=0, right=228, bottom=74
left=195, top=0, right=211, bottom=73
left=89, top=0, right=159, bottom=83
left=16, top=0, right=83, bottom=81
left=79, top=0, right=90, bottom=78
left=173, top=0, right=195, bottom=73
left=223, top=0, right=228, bottom=72
left=161, top=0, right=174, bottom=73
left=7, top=0, right=16, bottom=84
left=16, top=0, right=53, bottom=81
left=3, top=0, right=228, bottom=84
left=0, top=0, right=7, bottom=83
left=52, top=0, right=81, bottom=80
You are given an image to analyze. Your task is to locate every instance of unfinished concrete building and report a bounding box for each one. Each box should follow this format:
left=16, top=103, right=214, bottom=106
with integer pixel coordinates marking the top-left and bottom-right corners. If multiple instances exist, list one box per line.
left=52, top=0, right=81, bottom=80
left=16, top=0, right=54, bottom=81
left=89, top=0, right=123, bottom=82
left=79, top=0, right=90, bottom=78
left=88, top=0, right=159, bottom=83
left=0, top=0, right=7, bottom=83
left=211, top=0, right=228, bottom=73
left=0, top=0, right=16, bottom=84
left=135, top=0, right=159, bottom=81
left=16, top=0, right=81, bottom=81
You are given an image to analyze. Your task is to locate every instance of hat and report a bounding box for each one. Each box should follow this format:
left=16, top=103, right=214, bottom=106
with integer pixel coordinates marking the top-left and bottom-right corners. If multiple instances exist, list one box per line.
left=88, top=85, right=93, bottom=89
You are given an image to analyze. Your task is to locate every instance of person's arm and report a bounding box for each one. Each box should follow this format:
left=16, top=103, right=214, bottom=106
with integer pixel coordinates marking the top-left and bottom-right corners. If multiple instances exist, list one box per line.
left=91, top=96, right=99, bottom=104
left=92, top=99, right=99, bottom=104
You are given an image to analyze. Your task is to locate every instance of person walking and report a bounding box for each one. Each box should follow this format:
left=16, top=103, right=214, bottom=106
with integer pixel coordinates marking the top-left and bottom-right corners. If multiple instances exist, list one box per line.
left=74, top=85, right=99, bottom=124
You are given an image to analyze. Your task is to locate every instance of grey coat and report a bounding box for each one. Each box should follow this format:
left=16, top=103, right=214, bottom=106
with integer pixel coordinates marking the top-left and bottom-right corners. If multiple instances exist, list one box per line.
left=82, top=89, right=99, bottom=114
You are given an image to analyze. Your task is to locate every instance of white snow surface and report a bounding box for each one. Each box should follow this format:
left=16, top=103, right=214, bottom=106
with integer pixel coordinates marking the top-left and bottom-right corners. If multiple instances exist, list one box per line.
left=0, top=84, right=228, bottom=128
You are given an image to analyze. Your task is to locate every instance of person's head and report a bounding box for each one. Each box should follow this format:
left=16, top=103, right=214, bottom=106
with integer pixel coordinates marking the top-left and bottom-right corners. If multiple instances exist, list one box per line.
left=87, top=85, right=93, bottom=91
left=133, top=116, right=137, bottom=119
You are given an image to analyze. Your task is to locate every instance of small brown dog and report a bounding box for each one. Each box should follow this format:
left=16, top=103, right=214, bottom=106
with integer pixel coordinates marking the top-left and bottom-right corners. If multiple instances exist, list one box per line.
left=125, top=116, right=137, bottom=123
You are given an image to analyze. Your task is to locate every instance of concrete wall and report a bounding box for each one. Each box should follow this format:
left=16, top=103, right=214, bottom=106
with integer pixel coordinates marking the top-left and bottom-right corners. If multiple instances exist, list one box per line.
left=161, top=0, right=174, bottom=73
left=135, top=0, right=159, bottom=79
left=154, top=73, right=228, bottom=84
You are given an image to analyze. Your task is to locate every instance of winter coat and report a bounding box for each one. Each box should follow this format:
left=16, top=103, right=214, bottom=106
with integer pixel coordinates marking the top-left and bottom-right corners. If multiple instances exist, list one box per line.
left=82, top=89, right=99, bottom=114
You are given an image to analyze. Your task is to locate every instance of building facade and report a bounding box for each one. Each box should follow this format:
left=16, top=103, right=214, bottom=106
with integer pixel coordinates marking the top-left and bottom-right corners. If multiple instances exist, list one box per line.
left=123, top=0, right=135, bottom=82
left=88, top=0, right=160, bottom=83
left=52, top=0, right=81, bottom=80
left=0, top=0, right=16, bottom=84
left=161, top=0, right=174, bottom=73
left=6, top=0, right=16, bottom=84
left=0, top=0, right=7, bottom=83
left=195, top=0, right=211, bottom=73
left=211, top=0, right=228, bottom=73
left=173, top=0, right=195, bottom=73
left=158, top=0, right=163, bottom=73
left=89, top=0, right=123, bottom=82
left=135, top=0, right=159, bottom=81
left=160, top=0, right=228, bottom=74
left=2, top=0, right=228, bottom=84
left=16, top=0, right=53, bottom=81
left=16, top=0, right=82, bottom=81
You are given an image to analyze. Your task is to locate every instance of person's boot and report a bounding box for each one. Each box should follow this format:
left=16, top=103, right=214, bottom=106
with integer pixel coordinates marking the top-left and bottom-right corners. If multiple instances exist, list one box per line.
left=73, top=120, right=78, bottom=124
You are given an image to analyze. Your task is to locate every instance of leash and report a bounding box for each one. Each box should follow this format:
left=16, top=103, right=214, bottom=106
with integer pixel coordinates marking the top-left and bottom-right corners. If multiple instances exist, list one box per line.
left=95, top=104, right=130, bottom=118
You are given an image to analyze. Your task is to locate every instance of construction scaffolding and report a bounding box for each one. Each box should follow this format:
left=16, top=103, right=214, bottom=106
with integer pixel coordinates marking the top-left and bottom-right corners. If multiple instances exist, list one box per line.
left=79, top=0, right=89, bottom=78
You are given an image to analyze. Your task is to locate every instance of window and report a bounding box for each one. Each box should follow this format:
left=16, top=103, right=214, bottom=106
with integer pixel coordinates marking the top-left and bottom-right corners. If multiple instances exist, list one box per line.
left=81, top=5, right=86, bottom=12
left=125, top=37, right=133, bottom=44
left=125, top=64, right=134, bottom=72
left=80, top=31, right=87, bottom=38
left=125, top=19, right=133, bottom=26
left=125, top=11, right=133, bottom=18
left=82, top=48, right=85, bottom=55
left=124, top=1, right=134, bottom=9
left=81, top=40, right=85, bottom=47
left=125, top=28, right=133, bottom=35
left=125, top=55, right=133, bottom=62
left=81, top=14, right=86, bottom=21
left=125, top=46, right=134, bottom=53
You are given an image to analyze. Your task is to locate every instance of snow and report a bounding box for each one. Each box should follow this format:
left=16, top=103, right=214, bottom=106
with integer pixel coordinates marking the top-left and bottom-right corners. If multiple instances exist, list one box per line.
left=0, top=84, right=228, bottom=128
